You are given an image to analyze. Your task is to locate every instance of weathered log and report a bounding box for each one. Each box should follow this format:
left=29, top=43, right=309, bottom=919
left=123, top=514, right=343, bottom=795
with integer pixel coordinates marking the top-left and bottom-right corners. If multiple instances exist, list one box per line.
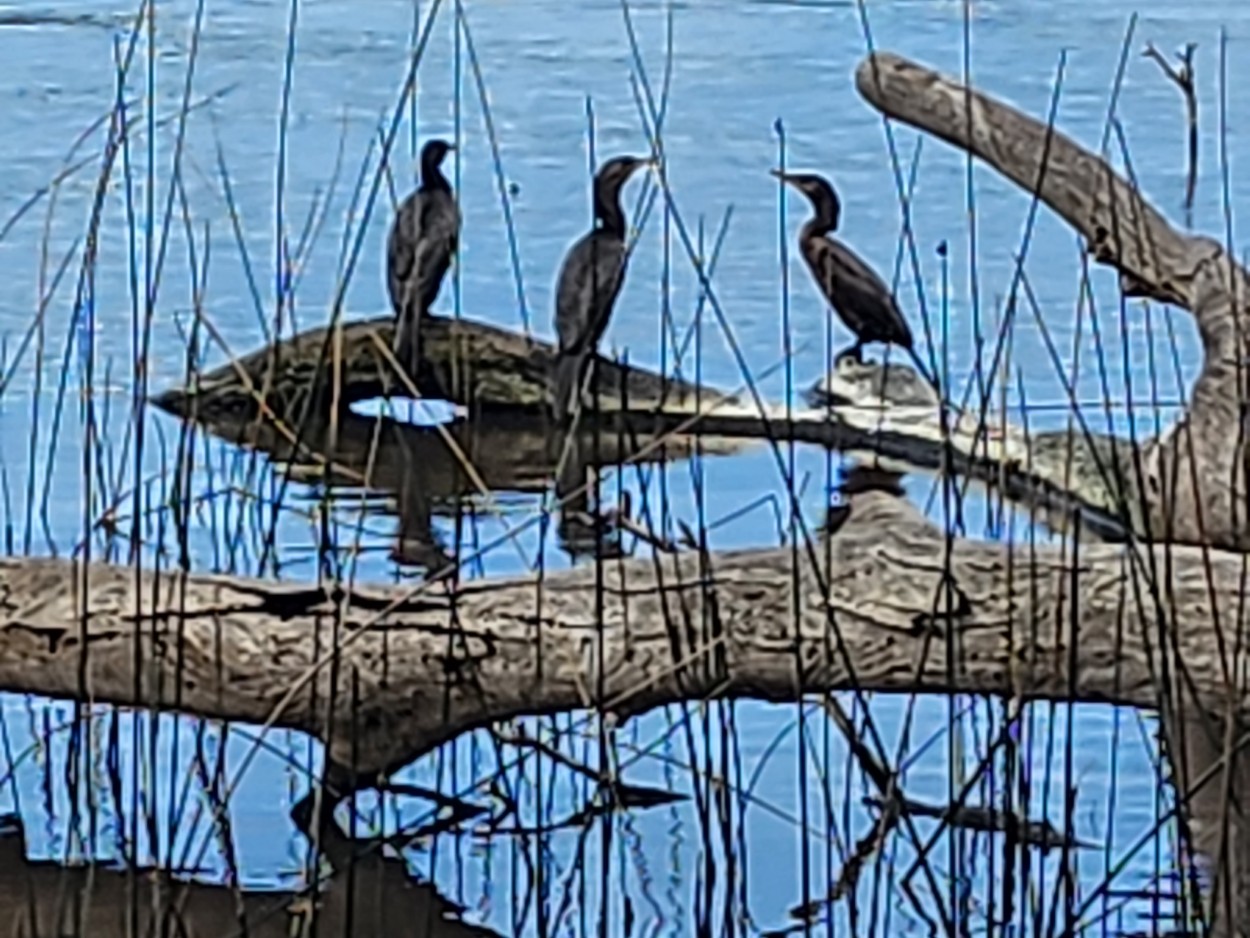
left=124, top=50, right=1250, bottom=930
left=178, top=351, right=1137, bottom=547
left=0, top=478, right=1240, bottom=787
left=152, top=306, right=1141, bottom=547
left=156, top=58, right=1250, bottom=558
left=807, top=356, right=1139, bottom=541
left=856, top=51, right=1250, bottom=553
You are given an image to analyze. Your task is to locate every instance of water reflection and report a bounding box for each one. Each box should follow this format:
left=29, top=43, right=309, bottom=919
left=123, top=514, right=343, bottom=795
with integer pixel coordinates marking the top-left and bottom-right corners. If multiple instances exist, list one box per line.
left=186, top=403, right=740, bottom=568
left=0, top=811, right=497, bottom=937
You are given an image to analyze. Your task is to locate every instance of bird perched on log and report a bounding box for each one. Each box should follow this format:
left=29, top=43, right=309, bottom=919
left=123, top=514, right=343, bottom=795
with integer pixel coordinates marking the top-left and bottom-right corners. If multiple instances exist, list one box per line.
left=387, top=138, right=461, bottom=377
left=551, top=154, right=655, bottom=424
left=772, top=169, right=937, bottom=390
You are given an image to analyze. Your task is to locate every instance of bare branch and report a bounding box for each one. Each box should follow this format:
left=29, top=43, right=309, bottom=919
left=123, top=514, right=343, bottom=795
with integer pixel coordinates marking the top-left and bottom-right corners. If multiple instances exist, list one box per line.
left=1143, top=41, right=1199, bottom=224
left=854, top=50, right=1250, bottom=552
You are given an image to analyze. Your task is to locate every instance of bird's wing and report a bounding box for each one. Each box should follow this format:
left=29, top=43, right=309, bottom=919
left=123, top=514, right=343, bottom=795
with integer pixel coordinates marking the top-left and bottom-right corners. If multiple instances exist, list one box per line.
left=810, top=237, right=914, bottom=345
left=554, top=232, right=628, bottom=357
left=412, top=191, right=460, bottom=310
left=386, top=192, right=422, bottom=314
left=386, top=190, right=460, bottom=316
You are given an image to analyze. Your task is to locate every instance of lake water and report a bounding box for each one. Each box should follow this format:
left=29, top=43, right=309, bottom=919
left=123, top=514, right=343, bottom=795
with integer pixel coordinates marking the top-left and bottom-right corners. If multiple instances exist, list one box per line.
left=0, top=0, right=1245, bottom=934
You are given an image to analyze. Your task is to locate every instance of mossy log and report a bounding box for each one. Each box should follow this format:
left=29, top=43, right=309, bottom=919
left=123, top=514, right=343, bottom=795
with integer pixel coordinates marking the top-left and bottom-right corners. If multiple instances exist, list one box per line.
left=156, top=320, right=1140, bottom=546
left=152, top=314, right=716, bottom=422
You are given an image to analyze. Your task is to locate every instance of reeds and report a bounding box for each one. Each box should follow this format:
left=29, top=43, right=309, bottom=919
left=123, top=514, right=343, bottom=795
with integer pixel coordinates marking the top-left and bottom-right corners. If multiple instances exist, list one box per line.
left=0, top=0, right=1233, bottom=935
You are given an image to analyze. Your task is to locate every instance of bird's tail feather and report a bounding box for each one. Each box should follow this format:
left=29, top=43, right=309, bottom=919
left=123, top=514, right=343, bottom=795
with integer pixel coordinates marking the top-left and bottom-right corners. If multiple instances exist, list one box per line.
left=552, top=353, right=584, bottom=425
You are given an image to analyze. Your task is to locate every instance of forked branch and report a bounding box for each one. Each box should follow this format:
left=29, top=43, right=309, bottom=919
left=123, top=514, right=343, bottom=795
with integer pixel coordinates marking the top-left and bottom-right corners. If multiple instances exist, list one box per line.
left=1143, top=40, right=1199, bottom=223
left=855, top=50, right=1250, bottom=552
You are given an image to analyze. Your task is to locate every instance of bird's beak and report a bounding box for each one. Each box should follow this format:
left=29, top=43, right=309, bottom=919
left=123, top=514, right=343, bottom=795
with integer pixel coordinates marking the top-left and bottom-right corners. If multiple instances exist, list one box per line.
left=446, top=143, right=457, bottom=151
left=769, top=168, right=791, bottom=182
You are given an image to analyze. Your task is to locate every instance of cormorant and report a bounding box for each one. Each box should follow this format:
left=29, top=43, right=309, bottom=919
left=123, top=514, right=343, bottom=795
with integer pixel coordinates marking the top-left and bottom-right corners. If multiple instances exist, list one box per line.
left=552, top=154, right=654, bottom=423
left=387, top=138, right=461, bottom=376
left=772, top=169, right=935, bottom=387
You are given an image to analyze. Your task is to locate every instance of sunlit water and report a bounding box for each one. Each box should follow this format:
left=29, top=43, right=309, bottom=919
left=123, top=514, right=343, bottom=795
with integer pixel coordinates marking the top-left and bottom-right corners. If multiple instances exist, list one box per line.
left=0, top=0, right=1246, bottom=933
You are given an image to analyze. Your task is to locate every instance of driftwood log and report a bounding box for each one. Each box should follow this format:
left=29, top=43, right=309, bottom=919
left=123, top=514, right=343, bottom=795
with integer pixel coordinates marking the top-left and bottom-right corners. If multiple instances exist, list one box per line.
left=856, top=52, right=1250, bottom=552
left=156, top=327, right=1144, bottom=548
left=10, top=48, right=1250, bottom=934
left=11, top=480, right=1236, bottom=772
left=1, top=478, right=1246, bottom=919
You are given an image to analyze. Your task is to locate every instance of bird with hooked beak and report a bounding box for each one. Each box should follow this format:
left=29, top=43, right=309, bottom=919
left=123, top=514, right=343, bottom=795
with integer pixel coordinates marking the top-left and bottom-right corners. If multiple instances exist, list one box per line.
left=387, top=138, right=461, bottom=379
left=551, top=154, right=658, bottom=425
left=772, top=168, right=936, bottom=390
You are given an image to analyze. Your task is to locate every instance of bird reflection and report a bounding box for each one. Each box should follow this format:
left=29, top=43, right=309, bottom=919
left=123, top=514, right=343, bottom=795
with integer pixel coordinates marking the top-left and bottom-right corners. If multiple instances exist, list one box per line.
left=189, top=406, right=719, bottom=568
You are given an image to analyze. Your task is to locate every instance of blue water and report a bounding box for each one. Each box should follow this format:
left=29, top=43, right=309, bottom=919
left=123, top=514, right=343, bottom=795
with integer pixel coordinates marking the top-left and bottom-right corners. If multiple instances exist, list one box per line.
left=0, top=0, right=1245, bottom=933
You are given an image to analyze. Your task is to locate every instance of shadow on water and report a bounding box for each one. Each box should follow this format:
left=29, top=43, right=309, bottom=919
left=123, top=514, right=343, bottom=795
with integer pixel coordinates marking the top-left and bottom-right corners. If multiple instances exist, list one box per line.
left=187, top=403, right=744, bottom=569
left=0, top=9, right=136, bottom=31
left=0, top=811, right=499, bottom=937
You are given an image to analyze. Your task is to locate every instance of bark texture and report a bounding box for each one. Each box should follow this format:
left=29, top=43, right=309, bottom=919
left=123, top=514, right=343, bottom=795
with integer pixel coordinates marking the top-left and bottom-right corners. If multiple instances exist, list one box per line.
left=154, top=314, right=715, bottom=423
left=856, top=49, right=1250, bottom=931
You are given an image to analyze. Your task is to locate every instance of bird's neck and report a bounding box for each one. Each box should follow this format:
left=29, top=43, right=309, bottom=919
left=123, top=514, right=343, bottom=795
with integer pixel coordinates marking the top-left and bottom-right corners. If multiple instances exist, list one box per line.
left=593, top=185, right=627, bottom=239
left=801, top=207, right=837, bottom=239
left=420, top=157, right=452, bottom=194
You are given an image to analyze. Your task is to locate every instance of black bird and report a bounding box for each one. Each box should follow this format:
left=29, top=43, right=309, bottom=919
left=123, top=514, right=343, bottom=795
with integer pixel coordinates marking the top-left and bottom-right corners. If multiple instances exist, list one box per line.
left=773, top=169, right=935, bottom=387
left=387, top=138, right=461, bottom=376
left=552, top=154, right=654, bottom=423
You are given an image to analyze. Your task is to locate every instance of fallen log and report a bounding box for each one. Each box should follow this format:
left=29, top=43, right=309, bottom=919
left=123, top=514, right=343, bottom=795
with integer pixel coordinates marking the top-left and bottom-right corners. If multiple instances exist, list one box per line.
left=130, top=49, right=1250, bottom=929
left=155, top=57, right=1250, bottom=558
left=168, top=346, right=1138, bottom=546
left=150, top=312, right=1141, bottom=546
left=0, top=475, right=1239, bottom=808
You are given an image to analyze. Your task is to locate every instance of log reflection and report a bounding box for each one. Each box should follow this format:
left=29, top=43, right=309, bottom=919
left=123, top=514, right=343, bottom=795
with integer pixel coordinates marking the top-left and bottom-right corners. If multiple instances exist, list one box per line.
left=188, top=406, right=739, bottom=566
left=0, top=812, right=498, bottom=937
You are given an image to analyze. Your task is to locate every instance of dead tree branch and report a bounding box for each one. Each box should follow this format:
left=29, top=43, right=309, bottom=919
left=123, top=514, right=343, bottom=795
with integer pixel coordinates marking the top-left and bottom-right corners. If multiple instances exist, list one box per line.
left=1143, top=41, right=1199, bottom=225
left=855, top=50, right=1250, bottom=554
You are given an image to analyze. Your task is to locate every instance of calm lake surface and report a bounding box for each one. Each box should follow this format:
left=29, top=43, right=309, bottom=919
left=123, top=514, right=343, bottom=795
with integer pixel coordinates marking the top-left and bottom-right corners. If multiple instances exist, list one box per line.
left=0, top=0, right=1247, bottom=933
